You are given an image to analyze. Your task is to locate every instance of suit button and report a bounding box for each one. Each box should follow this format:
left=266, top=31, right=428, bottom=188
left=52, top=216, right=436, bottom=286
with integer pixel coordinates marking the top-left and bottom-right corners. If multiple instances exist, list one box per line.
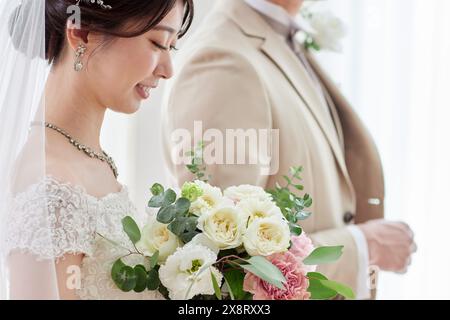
left=343, top=212, right=355, bottom=224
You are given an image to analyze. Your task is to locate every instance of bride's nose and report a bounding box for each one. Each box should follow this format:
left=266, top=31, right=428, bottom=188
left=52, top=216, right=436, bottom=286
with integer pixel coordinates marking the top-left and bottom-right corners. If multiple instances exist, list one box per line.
left=154, top=54, right=174, bottom=80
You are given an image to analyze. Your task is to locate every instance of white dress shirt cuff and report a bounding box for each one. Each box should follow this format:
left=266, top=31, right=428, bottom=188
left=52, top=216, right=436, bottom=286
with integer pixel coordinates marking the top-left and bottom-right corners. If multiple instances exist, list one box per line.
left=347, top=225, right=371, bottom=300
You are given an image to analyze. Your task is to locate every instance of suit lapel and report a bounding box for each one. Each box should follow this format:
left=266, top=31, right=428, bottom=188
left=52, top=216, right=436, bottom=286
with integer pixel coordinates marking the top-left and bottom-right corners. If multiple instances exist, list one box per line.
left=221, top=0, right=352, bottom=185
left=260, top=33, right=350, bottom=183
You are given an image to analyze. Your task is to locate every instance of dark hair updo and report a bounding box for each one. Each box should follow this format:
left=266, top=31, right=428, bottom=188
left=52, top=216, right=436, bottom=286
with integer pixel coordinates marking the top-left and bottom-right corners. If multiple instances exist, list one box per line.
left=10, top=0, right=194, bottom=64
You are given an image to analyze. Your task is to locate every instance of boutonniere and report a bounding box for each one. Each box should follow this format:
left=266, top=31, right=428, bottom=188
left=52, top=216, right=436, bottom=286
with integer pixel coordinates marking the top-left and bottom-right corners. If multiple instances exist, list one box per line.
left=298, top=8, right=347, bottom=53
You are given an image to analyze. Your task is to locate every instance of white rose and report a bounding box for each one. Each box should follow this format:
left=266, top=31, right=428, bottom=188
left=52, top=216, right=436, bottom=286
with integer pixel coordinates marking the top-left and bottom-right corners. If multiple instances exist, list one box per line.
left=243, top=217, right=291, bottom=256
left=197, top=206, right=246, bottom=250
left=238, top=198, right=285, bottom=226
left=309, top=11, right=347, bottom=52
left=190, top=180, right=231, bottom=216
left=137, top=216, right=181, bottom=264
left=159, top=244, right=223, bottom=300
left=224, top=185, right=273, bottom=204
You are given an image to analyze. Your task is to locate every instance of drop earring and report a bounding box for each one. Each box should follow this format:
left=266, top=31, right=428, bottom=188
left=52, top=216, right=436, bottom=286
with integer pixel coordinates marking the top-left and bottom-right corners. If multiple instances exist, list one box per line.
left=74, top=44, right=87, bottom=72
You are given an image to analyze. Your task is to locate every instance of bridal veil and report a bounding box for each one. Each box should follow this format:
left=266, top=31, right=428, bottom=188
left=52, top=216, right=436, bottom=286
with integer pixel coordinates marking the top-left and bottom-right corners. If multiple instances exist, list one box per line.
left=0, top=0, right=60, bottom=299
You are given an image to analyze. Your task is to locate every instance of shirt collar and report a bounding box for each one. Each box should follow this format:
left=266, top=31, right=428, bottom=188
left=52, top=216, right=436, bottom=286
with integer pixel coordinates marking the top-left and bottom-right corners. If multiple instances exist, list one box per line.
left=244, top=0, right=302, bottom=38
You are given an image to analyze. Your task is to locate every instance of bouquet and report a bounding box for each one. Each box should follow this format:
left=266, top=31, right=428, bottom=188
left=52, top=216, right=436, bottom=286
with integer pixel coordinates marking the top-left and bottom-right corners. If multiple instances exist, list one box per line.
left=106, top=148, right=354, bottom=300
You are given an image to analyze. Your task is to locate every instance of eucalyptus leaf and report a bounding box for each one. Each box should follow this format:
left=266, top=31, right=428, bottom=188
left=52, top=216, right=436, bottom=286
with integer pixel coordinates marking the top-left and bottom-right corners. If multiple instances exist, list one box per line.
left=150, top=183, right=164, bottom=196
left=111, top=258, right=126, bottom=288
left=303, top=246, right=344, bottom=265
left=122, top=216, right=141, bottom=244
left=157, top=205, right=176, bottom=224
left=148, top=193, right=165, bottom=208
left=162, top=189, right=177, bottom=206
left=286, top=212, right=297, bottom=224
left=179, top=230, right=200, bottom=243
left=134, top=265, right=148, bottom=293
left=168, top=216, right=198, bottom=237
left=167, top=218, right=185, bottom=235
left=296, top=210, right=312, bottom=221
left=175, top=197, right=191, bottom=215
left=147, top=268, right=160, bottom=291
left=289, top=223, right=302, bottom=236
left=114, top=266, right=137, bottom=292
left=241, top=256, right=286, bottom=290
left=304, top=197, right=313, bottom=208
left=149, top=251, right=159, bottom=269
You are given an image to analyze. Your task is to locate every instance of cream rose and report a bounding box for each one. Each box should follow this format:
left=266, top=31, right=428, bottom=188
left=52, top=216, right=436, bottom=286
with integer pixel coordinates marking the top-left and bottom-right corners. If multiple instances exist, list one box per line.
left=189, top=180, right=230, bottom=216
left=243, top=216, right=291, bottom=257
left=197, top=206, right=246, bottom=250
left=238, top=198, right=285, bottom=226
left=137, top=216, right=181, bottom=264
left=224, top=184, right=273, bottom=204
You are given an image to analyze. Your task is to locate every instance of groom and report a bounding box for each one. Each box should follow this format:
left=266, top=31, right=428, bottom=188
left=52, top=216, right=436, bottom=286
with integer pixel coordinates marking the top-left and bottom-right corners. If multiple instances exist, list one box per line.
left=161, top=0, right=416, bottom=298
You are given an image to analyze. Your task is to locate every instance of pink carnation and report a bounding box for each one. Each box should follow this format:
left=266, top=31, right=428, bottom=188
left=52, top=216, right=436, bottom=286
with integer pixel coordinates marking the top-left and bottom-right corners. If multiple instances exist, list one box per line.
left=290, top=233, right=315, bottom=259
left=243, top=252, right=311, bottom=300
left=290, top=233, right=316, bottom=273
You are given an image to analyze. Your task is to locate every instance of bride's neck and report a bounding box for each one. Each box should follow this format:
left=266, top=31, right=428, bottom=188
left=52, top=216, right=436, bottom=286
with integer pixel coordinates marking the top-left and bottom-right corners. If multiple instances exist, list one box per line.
left=45, top=65, right=106, bottom=152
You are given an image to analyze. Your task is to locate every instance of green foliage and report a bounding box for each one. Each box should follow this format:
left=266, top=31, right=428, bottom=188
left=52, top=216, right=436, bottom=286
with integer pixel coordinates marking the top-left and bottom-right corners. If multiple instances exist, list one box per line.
left=267, top=166, right=313, bottom=229
left=186, top=141, right=211, bottom=182
left=240, top=256, right=286, bottom=290
left=303, top=246, right=344, bottom=265
left=307, top=272, right=355, bottom=300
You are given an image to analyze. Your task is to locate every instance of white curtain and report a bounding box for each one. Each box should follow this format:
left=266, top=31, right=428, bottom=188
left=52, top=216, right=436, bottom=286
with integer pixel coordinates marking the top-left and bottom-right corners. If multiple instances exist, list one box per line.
left=315, top=0, right=450, bottom=299
left=102, top=0, right=450, bottom=299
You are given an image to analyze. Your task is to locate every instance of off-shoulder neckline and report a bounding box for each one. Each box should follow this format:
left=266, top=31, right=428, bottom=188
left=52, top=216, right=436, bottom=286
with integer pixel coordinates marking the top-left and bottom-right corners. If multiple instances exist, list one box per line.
left=19, top=175, right=129, bottom=203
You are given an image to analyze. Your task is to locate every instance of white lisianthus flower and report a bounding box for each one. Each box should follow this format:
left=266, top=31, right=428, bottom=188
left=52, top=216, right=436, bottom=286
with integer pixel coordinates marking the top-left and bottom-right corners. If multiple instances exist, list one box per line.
left=243, top=216, right=291, bottom=257
left=197, top=206, right=246, bottom=250
left=137, top=216, right=181, bottom=264
left=189, top=180, right=230, bottom=216
left=224, top=184, right=273, bottom=204
left=238, top=198, right=285, bottom=226
left=159, top=244, right=223, bottom=300
left=308, top=11, right=347, bottom=52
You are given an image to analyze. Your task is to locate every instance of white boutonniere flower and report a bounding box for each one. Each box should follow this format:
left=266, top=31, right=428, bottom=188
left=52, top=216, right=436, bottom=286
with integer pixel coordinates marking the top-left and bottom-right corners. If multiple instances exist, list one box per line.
left=298, top=9, right=347, bottom=52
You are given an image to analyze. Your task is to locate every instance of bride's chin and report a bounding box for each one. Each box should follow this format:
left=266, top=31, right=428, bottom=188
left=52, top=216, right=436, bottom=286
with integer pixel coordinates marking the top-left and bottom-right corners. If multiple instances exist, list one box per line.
left=108, top=102, right=141, bottom=115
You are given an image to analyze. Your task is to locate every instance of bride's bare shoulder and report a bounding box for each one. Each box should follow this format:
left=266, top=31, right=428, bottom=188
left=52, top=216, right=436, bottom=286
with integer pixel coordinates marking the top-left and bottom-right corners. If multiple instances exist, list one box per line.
left=10, top=135, right=81, bottom=193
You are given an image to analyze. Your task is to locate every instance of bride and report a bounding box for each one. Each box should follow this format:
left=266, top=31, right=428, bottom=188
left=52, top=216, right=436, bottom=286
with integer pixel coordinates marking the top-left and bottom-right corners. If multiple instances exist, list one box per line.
left=0, top=0, right=194, bottom=299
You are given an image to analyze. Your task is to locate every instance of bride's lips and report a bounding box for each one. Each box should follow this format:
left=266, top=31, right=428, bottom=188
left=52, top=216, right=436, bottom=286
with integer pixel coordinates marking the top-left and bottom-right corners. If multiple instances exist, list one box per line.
left=135, top=83, right=152, bottom=100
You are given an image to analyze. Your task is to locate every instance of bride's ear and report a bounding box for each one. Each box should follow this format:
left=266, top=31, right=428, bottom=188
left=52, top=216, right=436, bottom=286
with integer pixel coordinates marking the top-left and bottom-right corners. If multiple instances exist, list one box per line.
left=65, top=20, right=90, bottom=51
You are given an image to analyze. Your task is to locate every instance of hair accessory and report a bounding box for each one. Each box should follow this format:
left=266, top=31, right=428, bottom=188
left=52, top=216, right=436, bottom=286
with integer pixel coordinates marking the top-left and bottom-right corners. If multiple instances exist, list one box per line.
left=76, top=0, right=112, bottom=10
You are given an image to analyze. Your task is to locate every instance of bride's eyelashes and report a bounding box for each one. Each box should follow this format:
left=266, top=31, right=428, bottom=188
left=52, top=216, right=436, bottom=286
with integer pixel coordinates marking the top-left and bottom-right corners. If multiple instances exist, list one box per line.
left=150, top=40, right=179, bottom=52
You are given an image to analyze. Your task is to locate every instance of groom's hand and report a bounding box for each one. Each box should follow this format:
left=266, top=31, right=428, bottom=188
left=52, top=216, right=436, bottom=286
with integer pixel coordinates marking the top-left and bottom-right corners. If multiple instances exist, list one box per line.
left=358, top=219, right=417, bottom=273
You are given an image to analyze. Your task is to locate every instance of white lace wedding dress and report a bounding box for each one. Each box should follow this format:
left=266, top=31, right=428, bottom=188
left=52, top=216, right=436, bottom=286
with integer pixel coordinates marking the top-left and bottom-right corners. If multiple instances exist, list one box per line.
left=4, top=176, right=164, bottom=300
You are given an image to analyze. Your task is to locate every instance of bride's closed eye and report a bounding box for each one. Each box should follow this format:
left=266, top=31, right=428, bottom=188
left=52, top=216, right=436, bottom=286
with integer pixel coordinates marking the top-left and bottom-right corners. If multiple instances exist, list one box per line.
left=150, top=40, right=179, bottom=52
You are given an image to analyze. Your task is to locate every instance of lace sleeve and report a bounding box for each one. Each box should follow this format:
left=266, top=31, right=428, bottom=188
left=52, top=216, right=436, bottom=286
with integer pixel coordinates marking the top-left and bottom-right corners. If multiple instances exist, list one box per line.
left=4, top=177, right=97, bottom=260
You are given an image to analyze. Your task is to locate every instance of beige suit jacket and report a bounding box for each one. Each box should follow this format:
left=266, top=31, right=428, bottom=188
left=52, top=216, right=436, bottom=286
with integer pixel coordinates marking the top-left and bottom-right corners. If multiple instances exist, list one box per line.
left=161, top=0, right=385, bottom=294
